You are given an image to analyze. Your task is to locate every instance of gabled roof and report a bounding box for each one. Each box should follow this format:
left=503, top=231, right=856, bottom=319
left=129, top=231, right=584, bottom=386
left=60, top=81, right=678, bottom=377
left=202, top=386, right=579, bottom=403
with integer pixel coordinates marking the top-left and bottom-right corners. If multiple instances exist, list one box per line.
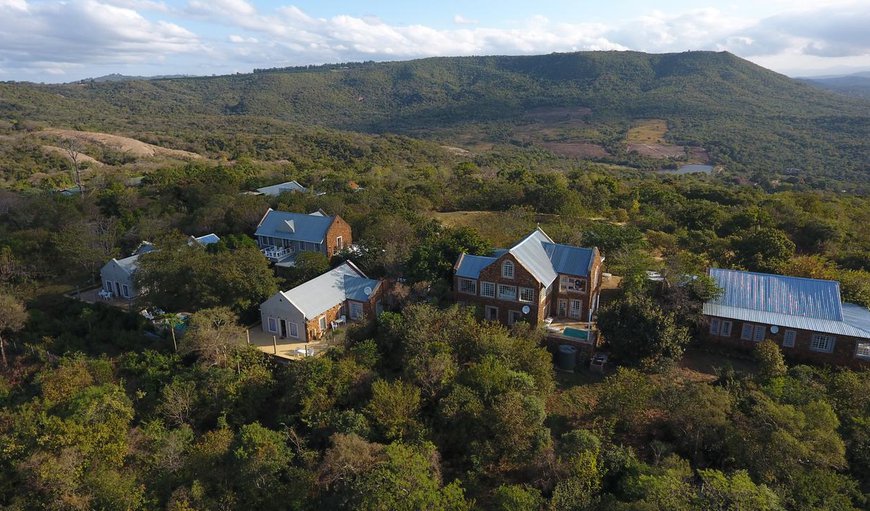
left=453, top=227, right=598, bottom=285
left=113, top=253, right=142, bottom=274
left=278, top=262, right=379, bottom=320
left=255, top=209, right=335, bottom=244
left=256, top=180, right=307, bottom=196
left=703, top=268, right=870, bottom=339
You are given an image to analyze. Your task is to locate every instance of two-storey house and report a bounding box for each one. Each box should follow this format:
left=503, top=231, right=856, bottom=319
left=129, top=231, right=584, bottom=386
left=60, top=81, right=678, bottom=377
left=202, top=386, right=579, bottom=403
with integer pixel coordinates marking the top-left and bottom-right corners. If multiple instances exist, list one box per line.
left=453, top=228, right=603, bottom=327
left=703, top=268, right=870, bottom=368
left=254, top=209, right=352, bottom=266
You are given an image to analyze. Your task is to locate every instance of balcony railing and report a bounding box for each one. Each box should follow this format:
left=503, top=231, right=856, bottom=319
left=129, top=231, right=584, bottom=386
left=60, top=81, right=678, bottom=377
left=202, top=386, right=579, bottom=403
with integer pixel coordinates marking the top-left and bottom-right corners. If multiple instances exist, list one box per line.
left=261, top=245, right=291, bottom=261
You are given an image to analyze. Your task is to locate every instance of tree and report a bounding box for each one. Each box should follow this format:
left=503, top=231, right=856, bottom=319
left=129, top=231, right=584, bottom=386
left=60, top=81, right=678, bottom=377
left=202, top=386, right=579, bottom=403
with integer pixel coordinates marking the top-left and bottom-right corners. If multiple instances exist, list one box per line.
left=732, top=227, right=795, bottom=273
left=53, top=217, right=121, bottom=282
left=597, top=296, right=691, bottom=367
left=755, top=340, right=787, bottom=382
left=407, top=225, right=490, bottom=283
left=0, top=293, right=26, bottom=367
left=62, top=139, right=86, bottom=195
left=366, top=379, right=422, bottom=442
left=491, top=484, right=543, bottom=511
left=180, top=307, right=245, bottom=367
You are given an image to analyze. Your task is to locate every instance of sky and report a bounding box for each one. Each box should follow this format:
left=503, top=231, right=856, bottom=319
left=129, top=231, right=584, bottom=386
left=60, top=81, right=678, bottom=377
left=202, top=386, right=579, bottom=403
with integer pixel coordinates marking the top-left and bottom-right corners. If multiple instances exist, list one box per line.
left=1, top=0, right=869, bottom=82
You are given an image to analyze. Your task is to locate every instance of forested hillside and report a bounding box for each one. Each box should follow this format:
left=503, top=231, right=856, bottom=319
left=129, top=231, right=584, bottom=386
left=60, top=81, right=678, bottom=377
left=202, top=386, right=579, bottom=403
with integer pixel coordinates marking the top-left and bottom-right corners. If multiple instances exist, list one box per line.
left=2, top=51, right=869, bottom=188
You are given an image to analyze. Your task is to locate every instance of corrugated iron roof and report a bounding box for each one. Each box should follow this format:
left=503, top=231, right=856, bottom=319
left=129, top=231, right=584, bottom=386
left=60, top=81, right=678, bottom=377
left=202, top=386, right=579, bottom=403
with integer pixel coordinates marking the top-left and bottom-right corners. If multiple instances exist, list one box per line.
left=509, top=229, right=558, bottom=285
left=842, top=303, right=870, bottom=337
left=280, top=262, right=378, bottom=319
left=705, top=268, right=870, bottom=339
left=455, top=254, right=497, bottom=279
left=256, top=180, right=307, bottom=196
left=255, top=209, right=334, bottom=244
left=709, top=268, right=843, bottom=320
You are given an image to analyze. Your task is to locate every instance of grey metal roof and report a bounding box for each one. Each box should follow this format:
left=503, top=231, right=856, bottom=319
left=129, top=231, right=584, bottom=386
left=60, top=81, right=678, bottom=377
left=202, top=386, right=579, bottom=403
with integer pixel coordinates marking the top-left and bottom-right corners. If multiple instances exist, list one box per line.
left=842, top=303, right=870, bottom=337
left=114, top=253, right=142, bottom=274
left=455, top=254, right=497, bottom=279
left=709, top=268, right=843, bottom=320
left=194, top=233, right=221, bottom=245
left=256, top=180, right=307, bottom=196
left=279, top=262, right=378, bottom=319
left=255, top=209, right=334, bottom=244
left=705, top=268, right=870, bottom=339
left=509, top=229, right=558, bottom=285
left=543, top=242, right=595, bottom=277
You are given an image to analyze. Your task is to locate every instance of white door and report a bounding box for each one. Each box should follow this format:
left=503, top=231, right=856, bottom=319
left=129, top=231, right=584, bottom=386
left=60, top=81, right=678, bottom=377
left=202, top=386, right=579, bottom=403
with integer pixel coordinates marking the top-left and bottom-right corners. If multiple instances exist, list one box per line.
left=558, top=299, right=568, bottom=317
left=569, top=300, right=582, bottom=319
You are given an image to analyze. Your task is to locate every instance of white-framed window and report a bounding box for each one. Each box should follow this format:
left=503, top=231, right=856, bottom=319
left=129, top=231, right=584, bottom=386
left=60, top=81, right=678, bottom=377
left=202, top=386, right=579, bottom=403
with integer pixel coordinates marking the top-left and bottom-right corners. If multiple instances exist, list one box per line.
left=559, top=275, right=586, bottom=293
left=753, top=325, right=765, bottom=342
left=480, top=281, right=496, bottom=298
left=104, top=280, right=113, bottom=292
left=856, top=342, right=870, bottom=359
left=508, top=310, right=523, bottom=325
left=519, top=287, right=535, bottom=303
left=319, top=316, right=327, bottom=331
left=122, top=284, right=130, bottom=298
left=741, top=323, right=754, bottom=341
left=502, top=260, right=514, bottom=279
left=810, top=334, right=835, bottom=353
left=783, top=330, right=796, bottom=348
left=720, top=320, right=732, bottom=337
left=350, top=301, right=364, bottom=320
left=459, top=278, right=477, bottom=295
left=289, top=322, right=299, bottom=338
left=709, top=318, right=721, bottom=335
left=267, top=317, right=277, bottom=333
left=336, top=236, right=343, bottom=250
left=498, top=284, right=517, bottom=301
left=484, top=306, right=498, bottom=321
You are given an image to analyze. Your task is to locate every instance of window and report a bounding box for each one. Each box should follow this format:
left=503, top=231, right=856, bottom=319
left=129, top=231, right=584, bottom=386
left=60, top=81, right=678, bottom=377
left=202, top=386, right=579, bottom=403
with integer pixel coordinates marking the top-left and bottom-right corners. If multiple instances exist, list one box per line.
left=519, top=287, right=535, bottom=303
left=709, top=318, right=721, bottom=335
left=319, top=316, right=327, bottom=331
left=856, top=342, right=870, bottom=359
left=783, top=330, right=796, bottom=348
left=502, top=260, right=514, bottom=279
left=350, top=301, right=364, bottom=320
left=480, top=281, right=495, bottom=298
left=810, top=334, right=835, bottom=353
left=508, top=310, right=523, bottom=325
left=459, top=278, right=477, bottom=295
left=569, top=299, right=582, bottom=319
left=498, top=284, right=517, bottom=301
left=289, top=322, right=299, bottom=338
left=267, top=317, right=277, bottom=333
left=104, top=280, right=113, bottom=292
left=122, top=284, right=130, bottom=298
left=720, top=321, right=732, bottom=337
left=741, top=323, right=754, bottom=340
left=336, top=236, right=343, bottom=250
left=485, top=306, right=498, bottom=321
left=753, top=325, right=765, bottom=342
left=559, top=275, right=586, bottom=293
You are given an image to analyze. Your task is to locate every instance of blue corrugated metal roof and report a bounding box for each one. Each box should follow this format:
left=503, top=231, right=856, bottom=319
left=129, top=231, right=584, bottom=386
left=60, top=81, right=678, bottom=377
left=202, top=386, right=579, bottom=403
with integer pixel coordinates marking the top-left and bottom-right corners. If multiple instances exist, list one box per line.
left=255, top=209, right=334, bottom=244
left=842, top=303, right=870, bottom=336
left=543, top=242, right=594, bottom=277
left=455, top=254, right=497, bottom=279
left=709, top=268, right=843, bottom=320
left=344, top=275, right=380, bottom=302
left=705, top=269, right=870, bottom=339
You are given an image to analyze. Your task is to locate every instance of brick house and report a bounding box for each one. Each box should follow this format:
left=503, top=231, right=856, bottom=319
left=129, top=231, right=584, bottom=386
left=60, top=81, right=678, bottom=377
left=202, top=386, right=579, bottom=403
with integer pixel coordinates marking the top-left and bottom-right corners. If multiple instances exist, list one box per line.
left=254, top=208, right=352, bottom=266
left=703, top=268, right=870, bottom=368
left=259, top=261, right=384, bottom=342
left=453, top=228, right=603, bottom=327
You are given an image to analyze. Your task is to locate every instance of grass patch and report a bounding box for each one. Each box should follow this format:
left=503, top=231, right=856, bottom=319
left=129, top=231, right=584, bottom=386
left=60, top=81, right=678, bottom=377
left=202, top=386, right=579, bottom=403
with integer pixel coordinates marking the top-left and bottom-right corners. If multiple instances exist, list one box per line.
left=625, top=119, right=668, bottom=144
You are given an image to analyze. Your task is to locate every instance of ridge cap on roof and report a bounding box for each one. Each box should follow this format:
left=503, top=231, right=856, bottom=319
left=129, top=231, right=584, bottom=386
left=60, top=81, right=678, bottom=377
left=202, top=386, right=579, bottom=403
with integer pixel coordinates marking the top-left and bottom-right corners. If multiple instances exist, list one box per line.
left=710, top=267, right=840, bottom=285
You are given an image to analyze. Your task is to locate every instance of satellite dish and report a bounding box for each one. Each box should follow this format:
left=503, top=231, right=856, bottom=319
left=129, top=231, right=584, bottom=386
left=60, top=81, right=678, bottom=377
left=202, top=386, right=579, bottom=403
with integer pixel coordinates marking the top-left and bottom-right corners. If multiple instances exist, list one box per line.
left=770, top=325, right=779, bottom=334
left=363, top=286, right=373, bottom=296
left=522, top=305, right=530, bottom=315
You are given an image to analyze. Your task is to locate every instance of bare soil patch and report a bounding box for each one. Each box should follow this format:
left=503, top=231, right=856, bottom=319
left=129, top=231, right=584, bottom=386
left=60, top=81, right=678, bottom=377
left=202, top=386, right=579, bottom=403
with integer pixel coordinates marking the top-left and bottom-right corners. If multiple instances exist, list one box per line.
left=42, top=128, right=201, bottom=160
left=540, top=141, right=609, bottom=159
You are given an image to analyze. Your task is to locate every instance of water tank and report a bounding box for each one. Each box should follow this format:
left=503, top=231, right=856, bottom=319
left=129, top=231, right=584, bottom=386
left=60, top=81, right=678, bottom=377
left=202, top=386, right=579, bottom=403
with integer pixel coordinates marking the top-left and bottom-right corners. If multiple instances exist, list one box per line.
left=556, top=344, right=577, bottom=371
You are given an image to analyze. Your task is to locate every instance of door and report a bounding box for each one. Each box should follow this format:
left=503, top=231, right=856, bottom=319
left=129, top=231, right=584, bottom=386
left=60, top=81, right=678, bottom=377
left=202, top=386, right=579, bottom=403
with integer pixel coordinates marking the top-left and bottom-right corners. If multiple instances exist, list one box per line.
left=485, top=306, right=498, bottom=321
left=280, top=319, right=287, bottom=338
left=558, top=299, right=567, bottom=317
left=104, top=280, right=113, bottom=292
left=115, top=282, right=122, bottom=296
left=569, top=299, right=582, bottom=320
left=350, top=301, right=363, bottom=320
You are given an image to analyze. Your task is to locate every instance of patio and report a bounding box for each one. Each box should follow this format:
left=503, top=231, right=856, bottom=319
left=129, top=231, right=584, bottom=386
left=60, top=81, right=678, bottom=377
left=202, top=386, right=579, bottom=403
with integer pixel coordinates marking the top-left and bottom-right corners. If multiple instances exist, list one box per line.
left=246, top=323, right=341, bottom=360
left=544, top=317, right=598, bottom=345
left=68, top=286, right=137, bottom=310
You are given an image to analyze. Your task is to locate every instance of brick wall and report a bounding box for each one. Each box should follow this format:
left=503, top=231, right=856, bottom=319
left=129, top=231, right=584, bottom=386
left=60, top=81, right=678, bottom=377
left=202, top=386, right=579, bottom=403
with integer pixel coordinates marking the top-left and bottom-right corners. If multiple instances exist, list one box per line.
left=454, top=253, right=544, bottom=326
left=326, top=216, right=353, bottom=258
left=705, top=315, right=870, bottom=369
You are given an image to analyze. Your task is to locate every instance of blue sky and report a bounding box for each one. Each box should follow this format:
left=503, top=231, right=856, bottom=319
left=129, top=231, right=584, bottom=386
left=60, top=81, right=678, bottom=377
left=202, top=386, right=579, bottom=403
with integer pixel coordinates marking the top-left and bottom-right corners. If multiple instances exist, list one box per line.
left=1, top=0, right=869, bottom=82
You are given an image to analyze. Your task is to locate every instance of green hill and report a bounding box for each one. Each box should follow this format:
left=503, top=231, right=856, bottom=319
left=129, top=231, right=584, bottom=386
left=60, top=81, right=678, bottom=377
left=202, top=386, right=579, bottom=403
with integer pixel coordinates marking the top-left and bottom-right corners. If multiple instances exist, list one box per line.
left=1, top=51, right=868, bottom=187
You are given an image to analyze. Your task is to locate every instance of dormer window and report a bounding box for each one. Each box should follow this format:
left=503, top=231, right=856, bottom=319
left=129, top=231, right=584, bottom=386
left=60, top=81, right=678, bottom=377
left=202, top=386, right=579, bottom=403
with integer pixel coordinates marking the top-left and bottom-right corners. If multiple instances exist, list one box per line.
left=502, top=260, right=514, bottom=279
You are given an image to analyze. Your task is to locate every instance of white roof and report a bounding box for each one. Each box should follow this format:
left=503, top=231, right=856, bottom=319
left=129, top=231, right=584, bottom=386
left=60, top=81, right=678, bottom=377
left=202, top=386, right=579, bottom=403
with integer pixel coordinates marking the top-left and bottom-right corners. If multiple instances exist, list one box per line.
left=279, top=262, right=379, bottom=320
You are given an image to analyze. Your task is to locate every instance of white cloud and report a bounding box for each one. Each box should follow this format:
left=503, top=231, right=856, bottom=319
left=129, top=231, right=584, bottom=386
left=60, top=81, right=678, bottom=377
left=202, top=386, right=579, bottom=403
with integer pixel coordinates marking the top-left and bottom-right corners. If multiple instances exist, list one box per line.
left=229, top=34, right=258, bottom=44
left=453, top=14, right=478, bottom=25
